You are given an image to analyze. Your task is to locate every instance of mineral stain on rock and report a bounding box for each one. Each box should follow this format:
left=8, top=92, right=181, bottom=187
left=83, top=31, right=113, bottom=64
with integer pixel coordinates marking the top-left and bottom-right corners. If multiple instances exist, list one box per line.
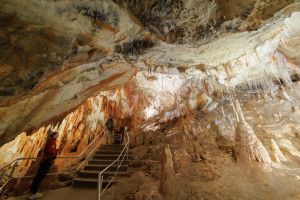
left=115, top=37, right=156, bottom=55
left=77, top=6, right=120, bottom=28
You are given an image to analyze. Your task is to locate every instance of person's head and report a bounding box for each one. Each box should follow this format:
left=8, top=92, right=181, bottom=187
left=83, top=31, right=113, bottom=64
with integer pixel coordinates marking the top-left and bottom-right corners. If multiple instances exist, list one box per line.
left=109, top=114, right=112, bottom=119
left=124, top=126, right=129, bottom=132
left=50, top=132, right=59, bottom=139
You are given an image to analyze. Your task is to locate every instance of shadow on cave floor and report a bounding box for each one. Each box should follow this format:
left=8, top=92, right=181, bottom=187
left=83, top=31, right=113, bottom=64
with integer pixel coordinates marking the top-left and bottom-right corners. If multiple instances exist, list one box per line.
left=8, top=187, right=98, bottom=200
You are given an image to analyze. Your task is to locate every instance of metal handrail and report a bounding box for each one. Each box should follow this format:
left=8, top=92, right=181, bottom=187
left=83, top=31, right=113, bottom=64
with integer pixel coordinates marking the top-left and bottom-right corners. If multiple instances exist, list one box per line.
left=98, top=129, right=130, bottom=200
left=0, top=130, right=106, bottom=199
left=0, top=170, right=6, bottom=188
left=0, top=131, right=105, bottom=172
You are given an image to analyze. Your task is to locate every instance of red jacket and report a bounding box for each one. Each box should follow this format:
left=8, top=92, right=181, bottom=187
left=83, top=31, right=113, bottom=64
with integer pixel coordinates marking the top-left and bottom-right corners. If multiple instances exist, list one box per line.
left=40, top=138, right=58, bottom=163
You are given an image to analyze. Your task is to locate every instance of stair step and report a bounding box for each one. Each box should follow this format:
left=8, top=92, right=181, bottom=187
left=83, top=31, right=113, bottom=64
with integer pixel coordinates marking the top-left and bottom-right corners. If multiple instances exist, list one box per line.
left=78, top=170, right=127, bottom=178
left=101, top=145, right=125, bottom=148
left=97, top=148, right=125, bottom=151
left=89, top=159, right=129, bottom=165
left=94, top=150, right=131, bottom=155
left=95, top=150, right=123, bottom=154
left=99, top=145, right=125, bottom=148
left=74, top=143, right=131, bottom=189
left=84, top=164, right=128, bottom=171
left=98, top=148, right=125, bottom=151
left=93, top=154, right=132, bottom=160
left=97, top=146, right=123, bottom=152
left=73, top=177, right=116, bottom=188
left=100, top=145, right=125, bottom=147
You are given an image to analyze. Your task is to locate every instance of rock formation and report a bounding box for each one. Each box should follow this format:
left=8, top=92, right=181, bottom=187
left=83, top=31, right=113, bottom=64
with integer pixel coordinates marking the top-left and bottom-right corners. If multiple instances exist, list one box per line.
left=270, top=139, right=287, bottom=163
left=234, top=99, right=271, bottom=167
left=160, top=144, right=183, bottom=200
left=1, top=0, right=300, bottom=199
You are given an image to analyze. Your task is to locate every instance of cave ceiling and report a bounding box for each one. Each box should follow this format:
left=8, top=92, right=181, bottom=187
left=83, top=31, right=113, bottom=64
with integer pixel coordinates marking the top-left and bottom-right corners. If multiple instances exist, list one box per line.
left=0, top=0, right=299, bottom=144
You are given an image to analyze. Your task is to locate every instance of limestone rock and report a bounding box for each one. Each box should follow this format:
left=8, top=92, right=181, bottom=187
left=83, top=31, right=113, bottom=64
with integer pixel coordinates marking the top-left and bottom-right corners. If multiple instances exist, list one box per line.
left=164, top=132, right=186, bottom=146
left=0, top=0, right=300, bottom=198
left=0, top=0, right=299, bottom=149
left=192, top=142, right=204, bottom=162
left=278, top=139, right=300, bottom=160
left=160, top=144, right=183, bottom=200
left=277, top=89, right=292, bottom=101
left=292, top=106, right=300, bottom=116
left=234, top=100, right=271, bottom=167
left=270, top=139, right=287, bottom=163
left=173, top=147, right=189, bottom=172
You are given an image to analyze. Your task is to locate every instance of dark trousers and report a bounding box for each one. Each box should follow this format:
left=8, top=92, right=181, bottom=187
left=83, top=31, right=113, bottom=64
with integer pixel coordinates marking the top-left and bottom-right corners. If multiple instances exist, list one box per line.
left=30, top=161, right=52, bottom=194
left=106, top=129, right=114, bottom=144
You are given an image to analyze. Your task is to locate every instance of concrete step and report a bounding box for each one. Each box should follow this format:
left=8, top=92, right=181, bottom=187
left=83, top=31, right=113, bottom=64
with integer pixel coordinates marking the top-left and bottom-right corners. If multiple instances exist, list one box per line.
left=89, top=159, right=129, bottom=165
left=93, top=154, right=132, bottom=160
left=84, top=164, right=128, bottom=171
left=97, top=146, right=125, bottom=149
left=73, top=177, right=116, bottom=188
left=94, top=150, right=131, bottom=155
left=78, top=170, right=127, bottom=179
left=100, top=145, right=125, bottom=149
left=100, top=144, right=125, bottom=148
left=98, top=147, right=126, bottom=151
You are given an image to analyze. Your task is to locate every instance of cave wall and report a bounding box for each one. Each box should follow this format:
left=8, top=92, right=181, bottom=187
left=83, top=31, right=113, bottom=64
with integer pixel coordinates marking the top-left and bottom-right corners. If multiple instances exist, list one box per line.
left=0, top=0, right=299, bottom=147
left=0, top=71, right=209, bottom=177
left=0, top=3, right=300, bottom=197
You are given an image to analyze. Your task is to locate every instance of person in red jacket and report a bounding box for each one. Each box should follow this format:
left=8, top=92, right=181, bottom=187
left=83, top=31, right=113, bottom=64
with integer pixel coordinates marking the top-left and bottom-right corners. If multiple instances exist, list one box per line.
left=28, top=132, right=59, bottom=199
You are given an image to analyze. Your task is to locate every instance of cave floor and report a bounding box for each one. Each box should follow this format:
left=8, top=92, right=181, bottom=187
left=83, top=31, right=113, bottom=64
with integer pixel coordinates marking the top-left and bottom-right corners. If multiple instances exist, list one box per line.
left=8, top=187, right=98, bottom=200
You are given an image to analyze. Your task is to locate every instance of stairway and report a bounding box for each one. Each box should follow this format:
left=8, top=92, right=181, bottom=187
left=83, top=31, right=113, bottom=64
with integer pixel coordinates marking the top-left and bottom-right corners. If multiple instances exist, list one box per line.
left=73, top=144, right=132, bottom=188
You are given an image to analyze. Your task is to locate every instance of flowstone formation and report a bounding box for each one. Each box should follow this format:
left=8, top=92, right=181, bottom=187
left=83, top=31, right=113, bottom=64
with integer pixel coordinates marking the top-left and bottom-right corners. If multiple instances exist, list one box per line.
left=1, top=0, right=300, bottom=199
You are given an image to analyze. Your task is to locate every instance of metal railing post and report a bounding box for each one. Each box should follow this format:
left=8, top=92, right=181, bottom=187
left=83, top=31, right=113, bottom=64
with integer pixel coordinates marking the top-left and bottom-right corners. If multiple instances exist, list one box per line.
left=127, top=132, right=129, bottom=160
left=71, top=157, right=80, bottom=187
left=98, top=173, right=103, bottom=200
left=98, top=173, right=100, bottom=200
left=127, top=145, right=129, bottom=160
left=9, top=161, right=18, bottom=178
left=0, top=169, right=8, bottom=199
left=0, top=169, right=7, bottom=184
left=0, top=185, right=6, bottom=200
left=0, top=160, right=17, bottom=200
left=116, top=171, right=118, bottom=184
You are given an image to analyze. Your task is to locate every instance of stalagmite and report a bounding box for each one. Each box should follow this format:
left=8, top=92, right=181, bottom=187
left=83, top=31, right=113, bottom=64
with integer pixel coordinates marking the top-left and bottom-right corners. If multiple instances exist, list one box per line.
left=270, top=139, right=287, bottom=163
left=234, top=100, right=271, bottom=167
left=160, top=144, right=183, bottom=200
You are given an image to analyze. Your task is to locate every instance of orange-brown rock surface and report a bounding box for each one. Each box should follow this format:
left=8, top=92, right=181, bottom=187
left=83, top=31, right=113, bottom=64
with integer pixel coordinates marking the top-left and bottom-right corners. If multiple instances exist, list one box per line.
left=160, top=144, right=183, bottom=200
